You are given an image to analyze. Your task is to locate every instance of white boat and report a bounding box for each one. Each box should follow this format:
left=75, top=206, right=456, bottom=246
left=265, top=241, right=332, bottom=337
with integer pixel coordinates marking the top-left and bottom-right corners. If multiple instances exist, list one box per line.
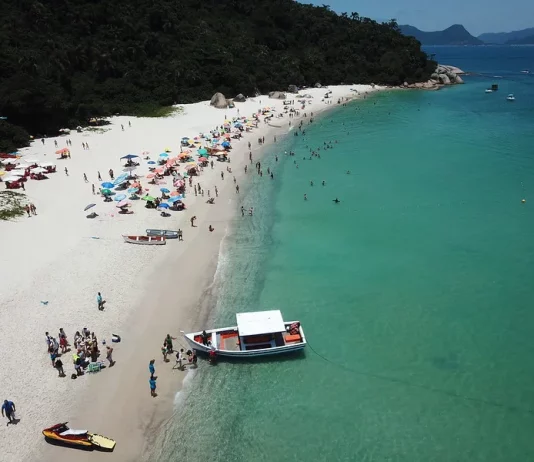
left=122, top=235, right=166, bottom=245
left=485, top=89, right=493, bottom=93
left=506, top=94, right=515, bottom=101
left=184, top=310, right=306, bottom=357
left=520, top=70, right=530, bottom=74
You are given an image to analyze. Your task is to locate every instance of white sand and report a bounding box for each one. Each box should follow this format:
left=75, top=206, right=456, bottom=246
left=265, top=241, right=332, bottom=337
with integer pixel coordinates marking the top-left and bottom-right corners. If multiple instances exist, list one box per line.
left=0, top=85, right=380, bottom=462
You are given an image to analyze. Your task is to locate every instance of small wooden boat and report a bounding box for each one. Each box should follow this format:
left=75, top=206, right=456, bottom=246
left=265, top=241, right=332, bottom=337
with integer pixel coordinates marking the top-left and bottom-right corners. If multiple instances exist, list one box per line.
left=122, top=235, right=166, bottom=245
left=43, top=422, right=116, bottom=451
left=146, top=229, right=178, bottom=239
left=184, top=310, right=306, bottom=358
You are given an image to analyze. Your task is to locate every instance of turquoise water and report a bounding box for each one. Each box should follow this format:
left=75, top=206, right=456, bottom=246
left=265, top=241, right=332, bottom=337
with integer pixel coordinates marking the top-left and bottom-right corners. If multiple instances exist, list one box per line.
left=153, top=47, right=534, bottom=461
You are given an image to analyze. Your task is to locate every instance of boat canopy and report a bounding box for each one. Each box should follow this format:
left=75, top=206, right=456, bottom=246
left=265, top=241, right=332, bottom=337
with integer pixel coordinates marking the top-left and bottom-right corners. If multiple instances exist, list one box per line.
left=236, top=310, right=286, bottom=336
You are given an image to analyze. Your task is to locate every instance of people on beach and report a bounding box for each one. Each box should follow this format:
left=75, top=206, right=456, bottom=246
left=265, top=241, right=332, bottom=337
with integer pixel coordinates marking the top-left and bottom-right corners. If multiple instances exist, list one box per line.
left=2, top=400, right=16, bottom=425
left=150, top=376, right=157, bottom=397
left=149, top=359, right=156, bottom=378
left=161, top=344, right=169, bottom=362
left=173, top=349, right=185, bottom=370
left=209, top=225, right=214, bottom=232
left=55, top=358, right=65, bottom=377
left=178, top=229, right=183, bottom=241
left=64, top=167, right=68, bottom=176
left=106, top=345, right=114, bottom=366
left=97, top=292, right=105, bottom=310
left=165, top=334, right=176, bottom=354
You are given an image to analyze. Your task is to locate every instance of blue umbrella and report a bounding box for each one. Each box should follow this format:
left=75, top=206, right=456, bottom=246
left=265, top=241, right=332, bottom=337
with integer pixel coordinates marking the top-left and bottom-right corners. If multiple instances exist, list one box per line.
left=113, top=173, right=128, bottom=185
left=167, top=196, right=184, bottom=203
left=120, top=154, right=139, bottom=160
left=114, top=194, right=127, bottom=201
left=158, top=203, right=170, bottom=209
left=222, top=141, right=231, bottom=148
left=101, top=182, right=115, bottom=189
left=127, top=187, right=138, bottom=194
left=160, top=188, right=170, bottom=193
left=159, top=153, right=169, bottom=158
left=181, top=137, right=189, bottom=140
left=147, top=161, right=156, bottom=165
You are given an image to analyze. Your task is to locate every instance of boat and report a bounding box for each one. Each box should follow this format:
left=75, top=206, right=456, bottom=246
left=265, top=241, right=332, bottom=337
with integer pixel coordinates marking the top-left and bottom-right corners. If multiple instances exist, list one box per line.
left=485, top=89, right=493, bottom=93
left=146, top=229, right=178, bottom=239
left=122, top=235, right=166, bottom=245
left=520, top=70, right=530, bottom=74
left=506, top=93, right=515, bottom=101
left=42, top=423, right=116, bottom=451
left=184, top=310, right=306, bottom=357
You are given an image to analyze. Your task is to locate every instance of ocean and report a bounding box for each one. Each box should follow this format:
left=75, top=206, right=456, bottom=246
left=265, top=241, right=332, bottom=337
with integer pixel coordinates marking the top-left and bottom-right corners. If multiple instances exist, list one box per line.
left=152, top=46, right=534, bottom=462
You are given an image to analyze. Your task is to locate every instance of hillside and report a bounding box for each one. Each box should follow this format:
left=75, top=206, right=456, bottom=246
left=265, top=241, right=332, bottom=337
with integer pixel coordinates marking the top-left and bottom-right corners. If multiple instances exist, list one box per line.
left=400, top=24, right=483, bottom=46
left=506, top=34, right=534, bottom=45
left=0, top=0, right=435, bottom=151
left=478, top=27, right=534, bottom=44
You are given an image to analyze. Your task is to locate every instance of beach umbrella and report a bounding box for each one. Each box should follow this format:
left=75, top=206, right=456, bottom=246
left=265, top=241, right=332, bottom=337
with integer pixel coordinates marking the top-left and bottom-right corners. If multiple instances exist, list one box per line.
left=3, top=176, right=20, bottom=182
left=113, top=173, right=128, bottom=185
left=55, top=148, right=69, bottom=154
left=114, top=194, right=127, bottom=201
left=142, top=195, right=156, bottom=202
left=84, top=203, right=96, bottom=211
left=222, top=141, right=231, bottom=148
left=101, top=182, right=115, bottom=189
left=164, top=147, right=171, bottom=152
left=168, top=195, right=184, bottom=203
left=198, top=148, right=208, bottom=155
left=159, top=153, right=169, bottom=158
left=116, top=200, right=130, bottom=208
left=120, top=154, right=139, bottom=160
left=101, top=189, right=112, bottom=196
left=127, top=187, right=138, bottom=194
left=158, top=203, right=170, bottom=209
left=146, top=173, right=155, bottom=179
left=198, top=157, right=208, bottom=162
left=30, top=167, right=47, bottom=174
left=147, top=161, right=156, bottom=165
left=160, top=188, right=170, bottom=193
left=170, top=191, right=180, bottom=197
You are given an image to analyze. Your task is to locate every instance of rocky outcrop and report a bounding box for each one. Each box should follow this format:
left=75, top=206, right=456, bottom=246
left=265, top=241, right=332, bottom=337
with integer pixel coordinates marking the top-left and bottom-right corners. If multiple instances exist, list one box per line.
left=314, top=82, right=322, bottom=88
left=234, top=93, right=246, bottom=102
left=269, top=91, right=286, bottom=99
left=403, top=63, right=465, bottom=90
left=288, top=84, right=298, bottom=93
left=210, top=92, right=227, bottom=108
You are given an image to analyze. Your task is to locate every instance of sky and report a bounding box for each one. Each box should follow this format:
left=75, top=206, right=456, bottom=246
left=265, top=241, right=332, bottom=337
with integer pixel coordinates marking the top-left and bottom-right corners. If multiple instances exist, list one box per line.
left=305, top=0, right=534, bottom=36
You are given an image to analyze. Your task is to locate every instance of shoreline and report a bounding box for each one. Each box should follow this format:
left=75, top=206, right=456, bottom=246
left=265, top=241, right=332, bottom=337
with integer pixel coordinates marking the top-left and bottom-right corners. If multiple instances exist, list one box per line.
left=0, top=85, right=381, bottom=462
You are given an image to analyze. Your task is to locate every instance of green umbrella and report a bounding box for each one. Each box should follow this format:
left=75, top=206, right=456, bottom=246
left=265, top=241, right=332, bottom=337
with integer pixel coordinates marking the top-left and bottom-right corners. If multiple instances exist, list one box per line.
left=142, top=195, right=156, bottom=202
left=101, top=189, right=112, bottom=195
left=198, top=148, right=208, bottom=155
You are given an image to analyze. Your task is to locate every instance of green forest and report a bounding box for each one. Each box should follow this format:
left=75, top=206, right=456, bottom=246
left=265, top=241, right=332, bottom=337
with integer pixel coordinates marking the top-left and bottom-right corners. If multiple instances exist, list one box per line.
left=0, top=0, right=435, bottom=151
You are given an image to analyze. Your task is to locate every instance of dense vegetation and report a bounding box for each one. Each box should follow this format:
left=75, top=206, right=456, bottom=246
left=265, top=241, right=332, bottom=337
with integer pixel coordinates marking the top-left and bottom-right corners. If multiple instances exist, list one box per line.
left=0, top=0, right=435, bottom=148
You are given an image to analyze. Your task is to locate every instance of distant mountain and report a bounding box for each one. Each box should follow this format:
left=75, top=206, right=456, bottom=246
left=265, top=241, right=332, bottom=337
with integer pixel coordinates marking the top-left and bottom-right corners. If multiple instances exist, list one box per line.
left=478, top=27, right=534, bottom=44
left=506, top=34, right=534, bottom=45
left=400, top=24, right=483, bottom=45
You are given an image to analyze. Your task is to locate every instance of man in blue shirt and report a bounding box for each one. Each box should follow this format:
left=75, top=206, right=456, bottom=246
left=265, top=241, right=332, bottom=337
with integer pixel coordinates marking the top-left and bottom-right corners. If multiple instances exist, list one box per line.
left=149, top=359, right=156, bottom=379
left=1, top=400, right=16, bottom=425
left=149, top=377, right=157, bottom=397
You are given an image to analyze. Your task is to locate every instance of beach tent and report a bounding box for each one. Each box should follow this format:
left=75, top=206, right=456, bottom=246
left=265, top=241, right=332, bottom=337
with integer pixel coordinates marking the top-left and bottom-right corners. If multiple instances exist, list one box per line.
left=120, top=154, right=139, bottom=160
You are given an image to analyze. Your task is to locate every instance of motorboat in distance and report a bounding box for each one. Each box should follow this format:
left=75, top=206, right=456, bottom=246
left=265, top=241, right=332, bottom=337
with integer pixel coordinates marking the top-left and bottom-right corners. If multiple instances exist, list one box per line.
left=506, top=93, right=516, bottom=101
left=122, top=235, right=166, bottom=245
left=42, top=422, right=116, bottom=451
left=184, top=310, right=306, bottom=357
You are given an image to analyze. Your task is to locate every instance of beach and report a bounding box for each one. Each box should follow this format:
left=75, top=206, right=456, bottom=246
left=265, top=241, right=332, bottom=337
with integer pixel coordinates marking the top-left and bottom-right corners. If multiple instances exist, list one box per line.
left=0, top=85, right=379, bottom=462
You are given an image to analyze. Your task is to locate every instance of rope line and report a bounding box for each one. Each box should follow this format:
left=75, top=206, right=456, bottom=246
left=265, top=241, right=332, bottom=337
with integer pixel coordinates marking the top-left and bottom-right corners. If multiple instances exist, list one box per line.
left=306, top=340, right=534, bottom=416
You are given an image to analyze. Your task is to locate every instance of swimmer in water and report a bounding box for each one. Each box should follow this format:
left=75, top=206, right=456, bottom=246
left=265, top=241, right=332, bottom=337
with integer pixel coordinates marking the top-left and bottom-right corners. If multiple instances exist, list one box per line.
left=333, top=198, right=340, bottom=203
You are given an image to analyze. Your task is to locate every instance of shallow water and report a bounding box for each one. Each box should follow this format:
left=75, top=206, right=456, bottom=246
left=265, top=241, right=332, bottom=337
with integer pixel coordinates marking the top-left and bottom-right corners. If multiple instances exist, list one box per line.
left=152, top=46, right=534, bottom=462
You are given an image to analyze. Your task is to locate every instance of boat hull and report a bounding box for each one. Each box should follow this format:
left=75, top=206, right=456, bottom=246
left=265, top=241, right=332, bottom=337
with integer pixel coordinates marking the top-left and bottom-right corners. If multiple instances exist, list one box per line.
left=184, top=322, right=306, bottom=358
left=146, top=229, right=178, bottom=239
left=122, top=235, right=166, bottom=245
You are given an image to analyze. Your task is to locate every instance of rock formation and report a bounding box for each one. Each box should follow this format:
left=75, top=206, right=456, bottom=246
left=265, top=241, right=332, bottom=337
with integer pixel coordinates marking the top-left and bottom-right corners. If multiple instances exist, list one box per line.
left=210, top=92, right=227, bottom=108
left=269, top=91, right=286, bottom=99
left=234, top=93, right=247, bottom=102
left=404, top=64, right=465, bottom=90
left=288, top=84, right=298, bottom=93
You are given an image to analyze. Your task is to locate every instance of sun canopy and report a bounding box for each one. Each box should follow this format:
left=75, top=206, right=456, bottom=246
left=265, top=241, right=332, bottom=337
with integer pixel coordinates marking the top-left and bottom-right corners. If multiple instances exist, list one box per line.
left=236, top=310, right=285, bottom=337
